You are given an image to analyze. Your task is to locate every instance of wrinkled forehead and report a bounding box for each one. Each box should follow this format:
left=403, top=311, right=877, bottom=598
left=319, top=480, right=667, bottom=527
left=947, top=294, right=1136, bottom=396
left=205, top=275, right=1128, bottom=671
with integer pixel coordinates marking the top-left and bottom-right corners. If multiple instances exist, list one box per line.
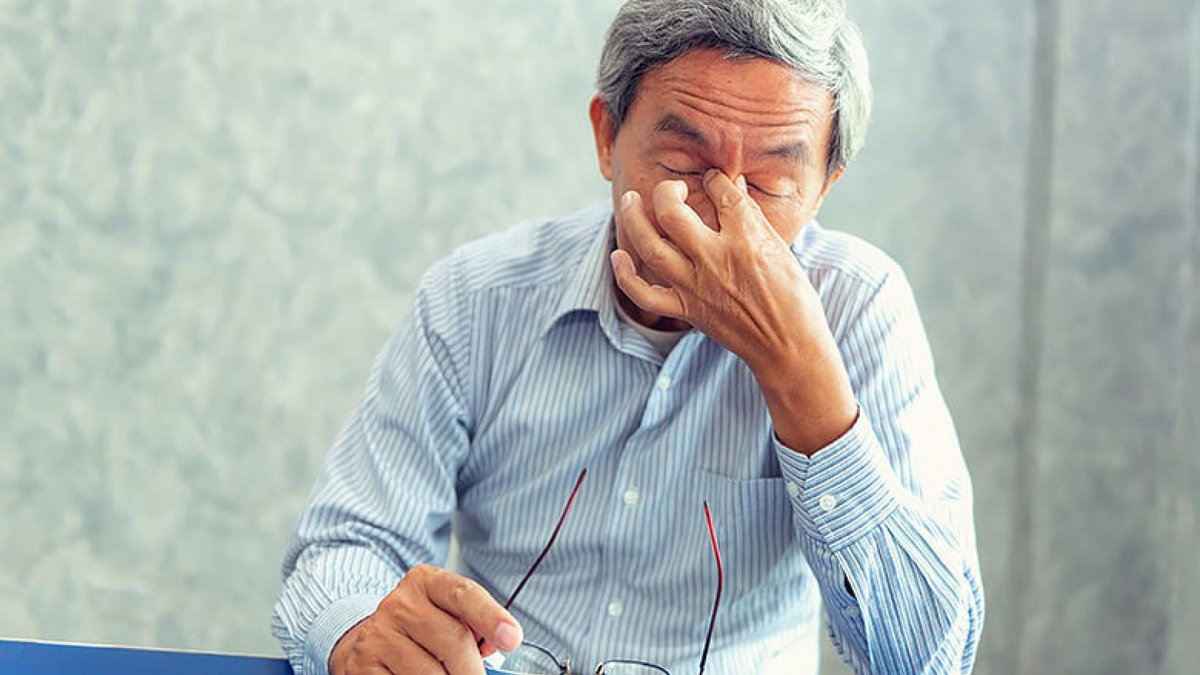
left=631, top=49, right=835, bottom=152
left=645, top=50, right=829, bottom=110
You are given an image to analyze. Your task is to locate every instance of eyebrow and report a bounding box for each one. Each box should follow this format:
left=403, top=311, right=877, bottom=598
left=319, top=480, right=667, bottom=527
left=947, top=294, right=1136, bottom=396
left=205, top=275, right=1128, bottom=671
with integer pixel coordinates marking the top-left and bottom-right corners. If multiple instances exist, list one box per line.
left=651, top=113, right=810, bottom=166
left=762, top=141, right=810, bottom=166
left=653, top=113, right=710, bottom=147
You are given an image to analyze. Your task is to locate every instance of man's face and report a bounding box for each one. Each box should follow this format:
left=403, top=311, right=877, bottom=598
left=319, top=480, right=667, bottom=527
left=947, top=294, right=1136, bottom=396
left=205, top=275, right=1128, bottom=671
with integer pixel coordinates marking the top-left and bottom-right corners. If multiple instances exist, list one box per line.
left=590, top=48, right=843, bottom=290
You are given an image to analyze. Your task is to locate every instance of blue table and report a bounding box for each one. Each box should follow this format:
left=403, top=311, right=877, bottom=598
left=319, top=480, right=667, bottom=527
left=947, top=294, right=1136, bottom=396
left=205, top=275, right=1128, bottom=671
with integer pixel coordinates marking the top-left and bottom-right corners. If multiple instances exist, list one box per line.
left=0, top=638, right=294, bottom=674
left=0, top=637, right=528, bottom=674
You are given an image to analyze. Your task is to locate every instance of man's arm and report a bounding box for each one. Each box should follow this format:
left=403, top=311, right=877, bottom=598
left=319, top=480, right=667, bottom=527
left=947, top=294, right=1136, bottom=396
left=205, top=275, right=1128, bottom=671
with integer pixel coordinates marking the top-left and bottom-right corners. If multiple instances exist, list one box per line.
left=612, top=171, right=983, bottom=673
left=272, top=257, right=520, bottom=675
left=772, top=269, right=984, bottom=673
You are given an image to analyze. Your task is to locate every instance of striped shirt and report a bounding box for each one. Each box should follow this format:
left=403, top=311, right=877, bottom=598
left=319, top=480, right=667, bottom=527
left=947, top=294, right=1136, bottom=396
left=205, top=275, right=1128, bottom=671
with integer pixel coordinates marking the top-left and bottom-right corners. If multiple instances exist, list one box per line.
left=272, top=201, right=984, bottom=674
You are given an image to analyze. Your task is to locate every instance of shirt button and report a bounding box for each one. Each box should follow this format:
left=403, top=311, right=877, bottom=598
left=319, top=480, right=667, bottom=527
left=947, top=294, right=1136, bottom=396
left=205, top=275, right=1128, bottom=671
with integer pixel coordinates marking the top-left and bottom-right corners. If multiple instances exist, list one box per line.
left=786, top=481, right=800, bottom=498
left=819, top=494, right=838, bottom=512
left=607, top=600, right=623, bottom=617
left=845, top=606, right=861, bottom=619
left=656, top=375, right=671, bottom=390
left=622, top=488, right=640, bottom=507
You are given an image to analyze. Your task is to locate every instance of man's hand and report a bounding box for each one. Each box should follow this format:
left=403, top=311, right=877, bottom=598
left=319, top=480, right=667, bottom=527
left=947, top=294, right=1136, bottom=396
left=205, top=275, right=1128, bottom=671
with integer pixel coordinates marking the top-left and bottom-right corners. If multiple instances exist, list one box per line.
left=329, top=565, right=522, bottom=675
left=611, top=169, right=823, bottom=373
left=611, top=169, right=858, bottom=454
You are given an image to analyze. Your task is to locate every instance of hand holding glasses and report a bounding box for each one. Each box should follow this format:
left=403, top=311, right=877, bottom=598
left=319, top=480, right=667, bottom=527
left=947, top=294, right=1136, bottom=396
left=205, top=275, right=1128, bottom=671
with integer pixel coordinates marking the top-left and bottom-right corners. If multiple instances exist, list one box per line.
left=329, top=467, right=723, bottom=675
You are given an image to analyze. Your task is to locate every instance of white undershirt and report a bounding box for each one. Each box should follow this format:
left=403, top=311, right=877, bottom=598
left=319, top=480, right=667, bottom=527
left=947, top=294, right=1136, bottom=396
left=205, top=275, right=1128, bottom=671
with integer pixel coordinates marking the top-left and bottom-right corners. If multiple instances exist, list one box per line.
left=612, top=293, right=690, bottom=357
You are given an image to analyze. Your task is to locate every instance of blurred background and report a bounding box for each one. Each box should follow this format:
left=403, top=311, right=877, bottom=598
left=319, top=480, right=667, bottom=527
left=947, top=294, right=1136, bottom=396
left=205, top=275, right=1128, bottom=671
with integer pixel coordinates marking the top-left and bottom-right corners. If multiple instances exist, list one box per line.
left=2, top=1, right=1197, bottom=673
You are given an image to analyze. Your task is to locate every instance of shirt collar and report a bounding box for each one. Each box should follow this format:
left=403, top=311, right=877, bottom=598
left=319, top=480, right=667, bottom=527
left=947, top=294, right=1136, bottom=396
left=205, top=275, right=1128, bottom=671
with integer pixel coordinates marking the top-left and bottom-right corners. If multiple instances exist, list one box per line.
left=542, top=201, right=620, bottom=337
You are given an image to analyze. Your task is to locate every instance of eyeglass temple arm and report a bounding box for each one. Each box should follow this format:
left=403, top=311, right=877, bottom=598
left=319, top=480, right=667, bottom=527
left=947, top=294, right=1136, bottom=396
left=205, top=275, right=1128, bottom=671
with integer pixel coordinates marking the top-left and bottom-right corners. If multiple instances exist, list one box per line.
left=477, top=468, right=588, bottom=651
left=698, top=501, right=722, bottom=675
left=503, top=468, right=588, bottom=610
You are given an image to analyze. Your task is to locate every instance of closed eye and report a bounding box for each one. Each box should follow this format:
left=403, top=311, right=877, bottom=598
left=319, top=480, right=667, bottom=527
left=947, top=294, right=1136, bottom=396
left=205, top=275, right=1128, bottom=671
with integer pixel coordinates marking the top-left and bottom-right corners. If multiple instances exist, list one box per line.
left=659, top=163, right=704, bottom=179
left=659, top=163, right=788, bottom=199
left=749, top=183, right=786, bottom=199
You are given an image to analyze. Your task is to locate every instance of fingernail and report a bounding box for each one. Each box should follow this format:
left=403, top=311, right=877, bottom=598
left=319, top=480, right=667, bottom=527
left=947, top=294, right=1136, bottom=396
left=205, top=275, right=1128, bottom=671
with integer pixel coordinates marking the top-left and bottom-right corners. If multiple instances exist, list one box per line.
left=494, top=622, right=523, bottom=652
left=621, top=190, right=637, bottom=210
left=703, top=168, right=719, bottom=182
left=736, top=174, right=746, bottom=190
left=610, top=250, right=629, bottom=273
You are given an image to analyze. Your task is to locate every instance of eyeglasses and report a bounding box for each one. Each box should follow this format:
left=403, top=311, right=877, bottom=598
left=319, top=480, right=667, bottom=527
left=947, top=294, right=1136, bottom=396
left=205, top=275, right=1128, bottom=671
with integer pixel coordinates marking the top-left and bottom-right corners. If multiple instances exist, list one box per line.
left=481, top=468, right=724, bottom=675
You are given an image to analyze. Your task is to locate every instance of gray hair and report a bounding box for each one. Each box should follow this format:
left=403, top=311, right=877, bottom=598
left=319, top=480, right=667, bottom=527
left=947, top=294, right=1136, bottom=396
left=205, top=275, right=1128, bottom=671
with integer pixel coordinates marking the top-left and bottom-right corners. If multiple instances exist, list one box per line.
left=596, top=0, right=872, bottom=178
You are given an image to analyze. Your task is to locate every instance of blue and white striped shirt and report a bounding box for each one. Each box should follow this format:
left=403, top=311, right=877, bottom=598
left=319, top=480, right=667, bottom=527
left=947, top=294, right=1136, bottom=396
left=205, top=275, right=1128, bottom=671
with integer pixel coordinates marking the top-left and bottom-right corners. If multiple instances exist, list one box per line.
left=272, top=201, right=984, bottom=674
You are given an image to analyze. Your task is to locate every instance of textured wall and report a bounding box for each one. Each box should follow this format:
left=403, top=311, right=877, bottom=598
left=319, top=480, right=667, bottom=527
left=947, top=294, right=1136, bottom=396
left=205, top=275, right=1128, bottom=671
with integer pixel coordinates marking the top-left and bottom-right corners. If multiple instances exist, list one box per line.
left=1, top=1, right=1196, bottom=674
left=1013, top=1, right=1200, bottom=672
left=0, top=0, right=620, bottom=656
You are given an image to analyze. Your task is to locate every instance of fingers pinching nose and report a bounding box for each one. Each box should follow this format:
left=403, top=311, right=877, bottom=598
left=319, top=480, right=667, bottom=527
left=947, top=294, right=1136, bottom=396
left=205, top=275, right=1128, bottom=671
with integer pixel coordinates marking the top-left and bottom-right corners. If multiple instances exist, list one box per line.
left=700, top=169, right=747, bottom=193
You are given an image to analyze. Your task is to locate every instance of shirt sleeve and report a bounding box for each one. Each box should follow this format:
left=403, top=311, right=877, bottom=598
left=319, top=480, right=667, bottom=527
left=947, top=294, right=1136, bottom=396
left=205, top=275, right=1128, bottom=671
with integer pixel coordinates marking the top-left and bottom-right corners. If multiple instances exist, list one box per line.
left=774, top=268, right=985, bottom=674
left=271, top=256, right=473, bottom=675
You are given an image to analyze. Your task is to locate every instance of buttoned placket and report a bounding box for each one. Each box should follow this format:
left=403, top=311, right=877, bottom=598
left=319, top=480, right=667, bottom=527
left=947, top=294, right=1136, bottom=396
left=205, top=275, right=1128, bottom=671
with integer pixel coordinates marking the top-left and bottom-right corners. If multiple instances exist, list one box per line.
left=593, top=330, right=703, bottom=638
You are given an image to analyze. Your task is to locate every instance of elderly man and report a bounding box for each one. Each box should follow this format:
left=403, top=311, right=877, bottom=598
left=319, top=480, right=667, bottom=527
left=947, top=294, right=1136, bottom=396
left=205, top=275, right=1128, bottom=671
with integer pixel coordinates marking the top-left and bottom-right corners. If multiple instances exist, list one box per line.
left=273, top=1, right=984, bottom=673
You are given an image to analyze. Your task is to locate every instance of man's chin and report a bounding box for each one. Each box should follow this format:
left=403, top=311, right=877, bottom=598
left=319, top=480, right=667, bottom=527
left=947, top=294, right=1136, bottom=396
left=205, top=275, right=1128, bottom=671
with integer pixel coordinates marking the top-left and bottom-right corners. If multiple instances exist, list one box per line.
left=615, top=285, right=691, bottom=332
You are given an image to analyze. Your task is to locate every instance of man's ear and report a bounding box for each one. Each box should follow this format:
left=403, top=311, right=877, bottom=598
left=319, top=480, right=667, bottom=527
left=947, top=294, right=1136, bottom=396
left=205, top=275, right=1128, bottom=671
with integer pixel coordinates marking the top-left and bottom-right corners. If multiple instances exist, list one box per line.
left=589, top=95, right=615, bottom=182
left=811, top=165, right=845, bottom=213
left=821, top=166, right=845, bottom=199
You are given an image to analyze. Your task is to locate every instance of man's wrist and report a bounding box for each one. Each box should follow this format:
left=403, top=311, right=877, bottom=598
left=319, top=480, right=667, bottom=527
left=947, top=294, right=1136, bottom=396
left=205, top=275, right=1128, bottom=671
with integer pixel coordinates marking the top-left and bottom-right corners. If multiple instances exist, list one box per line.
left=328, top=616, right=369, bottom=675
left=752, top=347, right=857, bottom=456
left=305, top=592, right=387, bottom=675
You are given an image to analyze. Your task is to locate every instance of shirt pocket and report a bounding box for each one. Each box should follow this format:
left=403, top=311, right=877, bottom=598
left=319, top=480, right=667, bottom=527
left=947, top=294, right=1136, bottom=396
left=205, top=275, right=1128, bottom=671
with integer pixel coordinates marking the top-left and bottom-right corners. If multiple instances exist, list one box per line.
left=691, top=430, right=783, bottom=481
left=691, top=469, right=803, bottom=621
left=694, top=469, right=789, bottom=517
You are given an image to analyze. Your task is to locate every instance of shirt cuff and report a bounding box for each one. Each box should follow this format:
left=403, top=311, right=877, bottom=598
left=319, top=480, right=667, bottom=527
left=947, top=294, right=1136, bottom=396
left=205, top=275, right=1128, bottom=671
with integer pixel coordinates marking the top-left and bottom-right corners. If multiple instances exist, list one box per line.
left=304, top=591, right=388, bottom=675
left=774, top=408, right=903, bottom=550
